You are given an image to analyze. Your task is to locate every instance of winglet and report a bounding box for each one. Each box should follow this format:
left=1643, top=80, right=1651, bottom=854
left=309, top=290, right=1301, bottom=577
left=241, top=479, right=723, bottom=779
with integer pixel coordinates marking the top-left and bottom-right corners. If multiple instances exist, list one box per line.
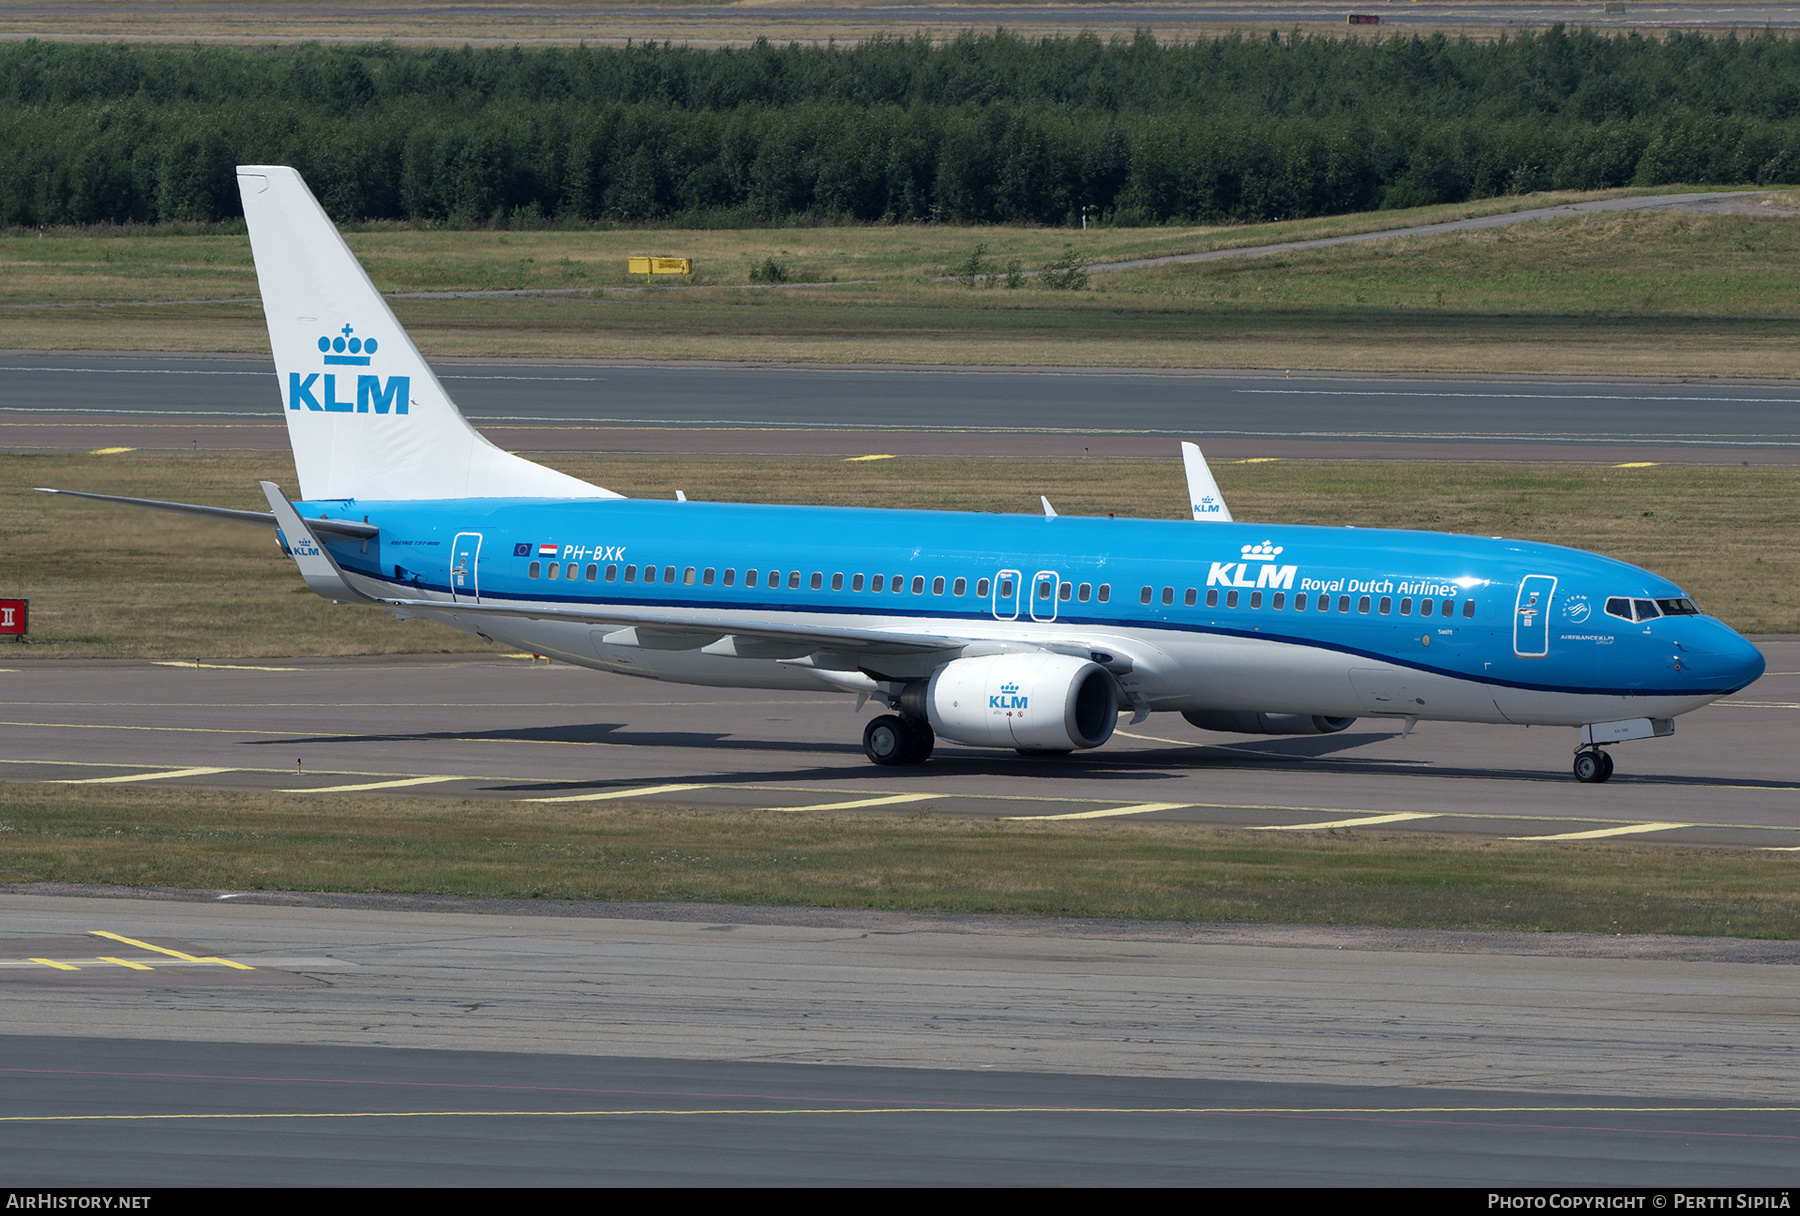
left=1041, top=495, right=1058, bottom=519
left=259, top=481, right=374, bottom=603
left=1181, top=442, right=1233, bottom=522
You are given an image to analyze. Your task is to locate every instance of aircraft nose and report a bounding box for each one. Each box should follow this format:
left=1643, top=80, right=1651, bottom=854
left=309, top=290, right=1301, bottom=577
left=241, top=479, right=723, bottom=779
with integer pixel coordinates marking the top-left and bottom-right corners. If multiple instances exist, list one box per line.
left=1688, top=622, right=1766, bottom=692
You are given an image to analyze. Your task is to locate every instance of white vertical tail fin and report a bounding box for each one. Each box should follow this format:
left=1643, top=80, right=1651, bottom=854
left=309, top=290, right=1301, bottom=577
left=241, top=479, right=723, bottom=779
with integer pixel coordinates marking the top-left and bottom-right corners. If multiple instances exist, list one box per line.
left=236, top=166, right=618, bottom=503
left=1180, top=441, right=1232, bottom=522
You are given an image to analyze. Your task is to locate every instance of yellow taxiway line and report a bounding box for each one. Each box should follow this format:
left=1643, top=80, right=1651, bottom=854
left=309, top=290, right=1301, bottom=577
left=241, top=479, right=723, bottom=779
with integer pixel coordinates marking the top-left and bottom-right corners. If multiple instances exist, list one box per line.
left=1512, top=822, right=1691, bottom=841
left=1255, top=812, right=1439, bottom=831
left=521, top=783, right=707, bottom=804
left=1008, top=802, right=1192, bottom=821
left=286, top=775, right=461, bottom=794
left=53, top=767, right=231, bottom=785
left=773, top=793, right=937, bottom=812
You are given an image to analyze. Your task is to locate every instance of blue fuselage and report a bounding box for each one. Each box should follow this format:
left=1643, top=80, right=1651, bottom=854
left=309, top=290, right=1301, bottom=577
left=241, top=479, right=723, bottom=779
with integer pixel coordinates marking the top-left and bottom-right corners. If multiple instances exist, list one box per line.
left=306, top=496, right=1765, bottom=726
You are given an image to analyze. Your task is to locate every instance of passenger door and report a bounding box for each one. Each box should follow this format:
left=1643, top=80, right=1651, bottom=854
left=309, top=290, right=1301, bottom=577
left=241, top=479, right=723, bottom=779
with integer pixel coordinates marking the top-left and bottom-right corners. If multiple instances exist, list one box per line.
left=1513, top=575, right=1556, bottom=658
left=991, top=569, right=1020, bottom=621
left=451, top=531, right=483, bottom=603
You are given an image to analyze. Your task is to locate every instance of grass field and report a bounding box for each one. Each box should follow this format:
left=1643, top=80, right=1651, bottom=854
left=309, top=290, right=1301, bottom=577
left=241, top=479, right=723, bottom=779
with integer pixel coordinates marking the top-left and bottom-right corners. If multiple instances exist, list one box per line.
left=5, top=188, right=1795, bottom=374
left=2, top=784, right=1795, bottom=937
left=6, top=450, right=1797, bottom=659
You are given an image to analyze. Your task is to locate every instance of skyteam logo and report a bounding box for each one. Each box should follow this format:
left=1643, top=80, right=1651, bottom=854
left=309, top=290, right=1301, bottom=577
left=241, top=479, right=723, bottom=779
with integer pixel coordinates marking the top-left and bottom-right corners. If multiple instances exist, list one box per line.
left=991, top=681, right=1028, bottom=711
left=288, top=323, right=409, bottom=415
left=1207, top=540, right=1298, bottom=590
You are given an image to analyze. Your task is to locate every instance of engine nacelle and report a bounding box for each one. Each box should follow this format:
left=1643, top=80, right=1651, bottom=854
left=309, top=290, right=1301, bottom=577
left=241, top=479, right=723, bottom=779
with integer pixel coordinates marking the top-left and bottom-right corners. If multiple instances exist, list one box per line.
left=1182, top=710, right=1356, bottom=735
left=923, top=653, right=1119, bottom=751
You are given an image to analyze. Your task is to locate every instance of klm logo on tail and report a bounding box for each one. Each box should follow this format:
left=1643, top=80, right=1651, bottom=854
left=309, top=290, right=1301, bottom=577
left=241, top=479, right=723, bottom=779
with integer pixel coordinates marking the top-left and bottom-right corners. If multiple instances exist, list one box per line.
left=288, top=323, right=409, bottom=415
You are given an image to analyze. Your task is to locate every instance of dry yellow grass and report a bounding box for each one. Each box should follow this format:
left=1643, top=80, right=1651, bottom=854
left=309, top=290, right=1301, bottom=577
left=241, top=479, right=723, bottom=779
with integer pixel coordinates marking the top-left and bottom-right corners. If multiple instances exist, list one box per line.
left=3, top=783, right=1797, bottom=935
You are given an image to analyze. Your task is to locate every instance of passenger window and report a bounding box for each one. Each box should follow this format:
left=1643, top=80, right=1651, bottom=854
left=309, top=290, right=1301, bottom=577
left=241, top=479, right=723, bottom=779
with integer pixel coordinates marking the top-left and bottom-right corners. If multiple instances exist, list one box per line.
left=1206, top=589, right=1219, bottom=608
left=832, top=573, right=844, bottom=591
left=1161, top=587, right=1174, bottom=605
left=1442, top=599, right=1455, bottom=618
left=643, top=566, right=656, bottom=584
left=1098, top=584, right=1110, bottom=603
left=977, top=578, right=990, bottom=597
left=1317, top=595, right=1329, bottom=612
left=954, top=577, right=967, bottom=596
left=684, top=567, right=696, bottom=585
left=722, top=568, right=734, bottom=587
left=1184, top=588, right=1197, bottom=607
left=1077, top=582, right=1090, bottom=602
left=1250, top=591, right=1262, bottom=609
left=1420, top=598, right=1433, bottom=616
left=1338, top=595, right=1350, bottom=613
left=893, top=575, right=905, bottom=593
left=789, top=571, right=801, bottom=590
left=1273, top=592, right=1285, bottom=610
left=623, top=564, right=636, bottom=582
left=586, top=564, right=598, bottom=581
left=1038, top=579, right=1053, bottom=600
left=873, top=574, right=885, bottom=592
left=1227, top=590, right=1239, bottom=609
left=912, top=576, right=925, bottom=594
left=811, top=572, right=823, bottom=590
left=1399, top=597, right=1410, bottom=615
left=1379, top=596, right=1391, bottom=615
left=548, top=563, right=560, bottom=580
left=933, top=576, right=946, bottom=595
left=1294, top=592, right=1307, bottom=610
left=529, top=561, right=541, bottom=579
left=1462, top=599, right=1476, bottom=619
left=700, top=568, right=712, bottom=585
left=1141, top=586, right=1153, bottom=605
left=1358, top=596, right=1370, bottom=614
left=605, top=564, right=618, bottom=582
left=1059, top=582, right=1071, bottom=601
left=664, top=566, right=676, bottom=584
left=853, top=573, right=865, bottom=592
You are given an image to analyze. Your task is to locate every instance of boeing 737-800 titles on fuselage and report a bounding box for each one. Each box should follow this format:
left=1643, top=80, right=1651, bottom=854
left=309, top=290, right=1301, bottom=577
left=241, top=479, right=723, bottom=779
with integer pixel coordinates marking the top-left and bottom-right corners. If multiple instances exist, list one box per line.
left=42, top=167, right=1766, bottom=783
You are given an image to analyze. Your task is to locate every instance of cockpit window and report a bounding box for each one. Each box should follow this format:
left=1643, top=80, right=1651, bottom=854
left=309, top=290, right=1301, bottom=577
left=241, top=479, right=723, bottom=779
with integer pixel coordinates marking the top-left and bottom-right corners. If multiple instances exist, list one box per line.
left=1606, top=596, right=1696, bottom=622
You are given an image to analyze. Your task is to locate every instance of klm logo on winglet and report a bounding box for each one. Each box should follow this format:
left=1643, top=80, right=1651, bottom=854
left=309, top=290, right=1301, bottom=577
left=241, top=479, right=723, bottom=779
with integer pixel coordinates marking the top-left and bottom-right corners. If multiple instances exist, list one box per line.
left=991, top=681, right=1028, bottom=711
left=1193, top=494, right=1225, bottom=516
left=288, top=323, right=409, bottom=415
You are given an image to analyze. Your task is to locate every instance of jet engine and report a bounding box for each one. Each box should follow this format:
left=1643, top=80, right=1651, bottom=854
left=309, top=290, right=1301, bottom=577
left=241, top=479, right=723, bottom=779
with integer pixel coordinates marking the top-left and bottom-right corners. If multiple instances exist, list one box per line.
left=916, top=653, right=1119, bottom=751
left=1182, top=710, right=1356, bottom=735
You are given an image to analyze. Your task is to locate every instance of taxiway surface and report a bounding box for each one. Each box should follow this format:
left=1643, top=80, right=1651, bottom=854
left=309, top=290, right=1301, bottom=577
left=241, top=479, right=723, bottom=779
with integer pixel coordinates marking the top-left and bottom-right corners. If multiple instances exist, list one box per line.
left=2, top=645, right=1797, bottom=843
left=5, top=357, right=1800, bottom=463
left=2, top=893, right=1797, bottom=1185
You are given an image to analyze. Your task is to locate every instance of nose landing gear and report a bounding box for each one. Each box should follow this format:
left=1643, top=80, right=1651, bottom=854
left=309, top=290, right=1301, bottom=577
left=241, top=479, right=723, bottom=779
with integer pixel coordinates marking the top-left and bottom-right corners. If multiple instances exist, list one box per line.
left=1573, top=747, right=1615, bottom=784
left=863, top=714, right=935, bottom=766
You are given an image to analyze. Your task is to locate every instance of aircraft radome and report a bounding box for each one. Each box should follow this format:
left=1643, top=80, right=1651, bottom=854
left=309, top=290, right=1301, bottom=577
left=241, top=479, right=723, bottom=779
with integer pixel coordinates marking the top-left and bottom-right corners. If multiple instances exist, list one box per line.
left=40, top=166, right=1766, bottom=784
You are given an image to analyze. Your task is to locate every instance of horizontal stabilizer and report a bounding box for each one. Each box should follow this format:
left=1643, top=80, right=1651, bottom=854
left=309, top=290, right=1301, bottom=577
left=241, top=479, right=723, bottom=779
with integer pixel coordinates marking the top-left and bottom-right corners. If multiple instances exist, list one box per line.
left=36, top=487, right=377, bottom=538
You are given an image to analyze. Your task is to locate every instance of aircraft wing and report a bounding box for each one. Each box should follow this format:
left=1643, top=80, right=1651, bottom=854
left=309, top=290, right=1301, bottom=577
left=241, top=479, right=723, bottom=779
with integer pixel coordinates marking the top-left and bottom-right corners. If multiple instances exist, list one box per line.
left=381, top=594, right=966, bottom=657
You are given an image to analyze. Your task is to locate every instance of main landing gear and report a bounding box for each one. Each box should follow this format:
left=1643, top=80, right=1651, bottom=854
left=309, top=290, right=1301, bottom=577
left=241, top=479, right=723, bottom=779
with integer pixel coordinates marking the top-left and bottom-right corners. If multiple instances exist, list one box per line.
left=863, top=714, right=935, bottom=766
left=1573, top=747, right=1616, bottom=784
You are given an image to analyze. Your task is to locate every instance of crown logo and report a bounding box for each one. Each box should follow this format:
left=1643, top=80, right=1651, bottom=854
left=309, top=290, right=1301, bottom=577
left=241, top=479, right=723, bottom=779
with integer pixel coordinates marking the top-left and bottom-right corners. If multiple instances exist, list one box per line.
left=319, top=323, right=377, bottom=366
left=1241, top=540, right=1284, bottom=561
left=1000, top=682, right=1020, bottom=694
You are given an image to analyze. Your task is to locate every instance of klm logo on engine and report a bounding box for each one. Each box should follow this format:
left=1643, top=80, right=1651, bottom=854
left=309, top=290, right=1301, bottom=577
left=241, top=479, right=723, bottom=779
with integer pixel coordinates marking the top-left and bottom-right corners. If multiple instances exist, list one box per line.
left=288, top=323, right=409, bottom=415
left=991, top=681, right=1029, bottom=711
left=1207, top=540, right=1298, bottom=590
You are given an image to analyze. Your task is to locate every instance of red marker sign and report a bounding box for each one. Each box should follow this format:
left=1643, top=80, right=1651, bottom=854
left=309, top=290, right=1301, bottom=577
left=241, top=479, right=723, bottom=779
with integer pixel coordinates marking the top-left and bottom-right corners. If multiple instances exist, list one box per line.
left=0, top=599, right=25, bottom=637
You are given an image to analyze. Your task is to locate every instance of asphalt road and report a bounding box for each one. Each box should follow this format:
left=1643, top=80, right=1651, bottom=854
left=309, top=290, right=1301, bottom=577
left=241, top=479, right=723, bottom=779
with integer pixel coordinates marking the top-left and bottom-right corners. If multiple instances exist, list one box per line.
left=3, top=894, right=1797, bottom=1185
left=3, top=646, right=1796, bottom=842
left=6, top=356, right=1800, bottom=462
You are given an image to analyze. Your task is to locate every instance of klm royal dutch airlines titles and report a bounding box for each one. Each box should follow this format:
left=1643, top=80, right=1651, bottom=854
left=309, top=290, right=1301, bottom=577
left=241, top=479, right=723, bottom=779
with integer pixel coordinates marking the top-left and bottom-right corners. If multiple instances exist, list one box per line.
left=41, top=166, right=1765, bottom=784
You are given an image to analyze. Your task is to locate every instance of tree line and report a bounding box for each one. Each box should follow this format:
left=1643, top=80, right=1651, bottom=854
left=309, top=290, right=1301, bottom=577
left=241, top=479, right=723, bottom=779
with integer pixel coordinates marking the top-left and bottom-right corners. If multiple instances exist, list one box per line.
left=4, top=29, right=1799, bottom=229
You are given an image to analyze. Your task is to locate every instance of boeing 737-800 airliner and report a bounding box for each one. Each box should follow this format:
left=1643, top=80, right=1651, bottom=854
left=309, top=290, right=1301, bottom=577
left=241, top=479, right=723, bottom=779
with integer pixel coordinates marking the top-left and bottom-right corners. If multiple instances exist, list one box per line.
left=42, top=166, right=1766, bottom=783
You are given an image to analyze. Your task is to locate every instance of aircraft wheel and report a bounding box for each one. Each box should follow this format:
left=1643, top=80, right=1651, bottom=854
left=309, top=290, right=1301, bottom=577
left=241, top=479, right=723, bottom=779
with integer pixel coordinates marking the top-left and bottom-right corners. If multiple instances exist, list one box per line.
left=1599, top=750, right=1615, bottom=782
left=904, top=719, right=935, bottom=764
left=864, top=715, right=910, bottom=766
left=1573, top=750, right=1608, bottom=784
